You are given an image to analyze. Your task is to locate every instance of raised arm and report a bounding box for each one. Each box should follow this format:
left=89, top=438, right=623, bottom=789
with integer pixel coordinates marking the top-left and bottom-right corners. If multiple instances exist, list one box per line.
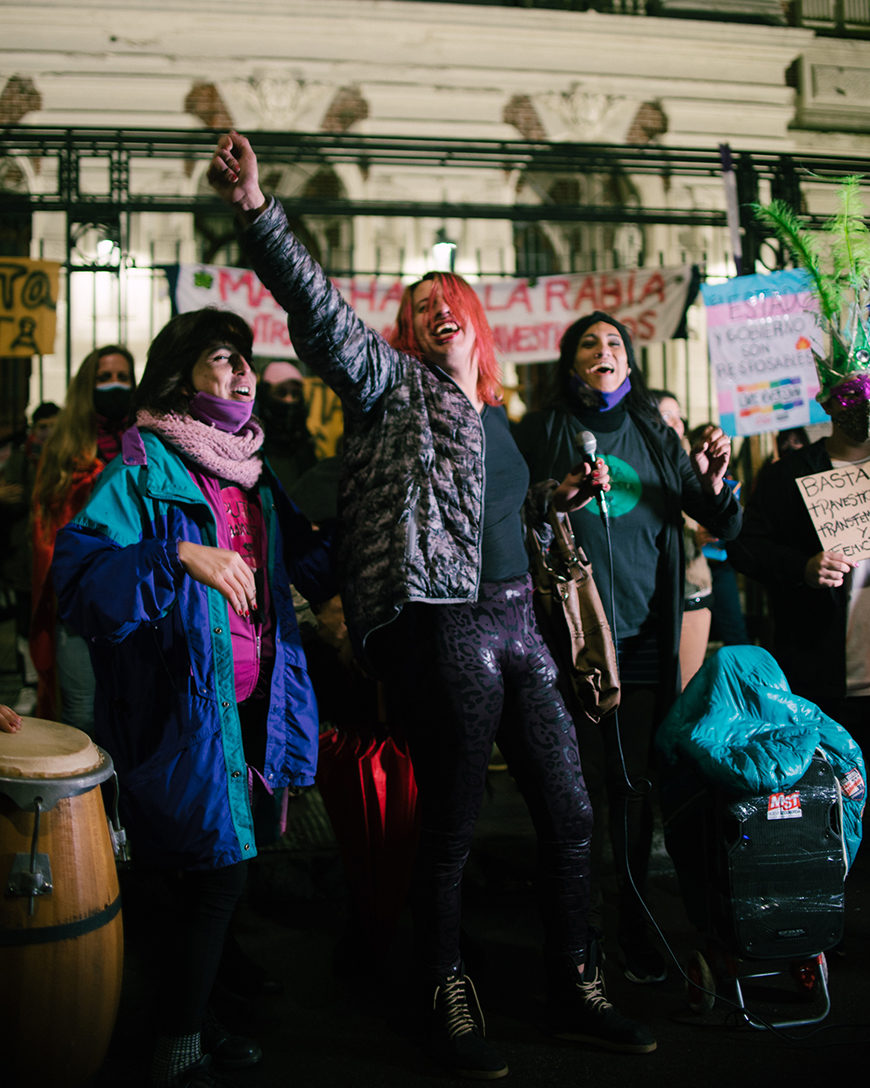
left=689, top=424, right=731, bottom=496
left=207, top=132, right=407, bottom=415
left=679, top=431, right=741, bottom=541
left=207, top=131, right=268, bottom=224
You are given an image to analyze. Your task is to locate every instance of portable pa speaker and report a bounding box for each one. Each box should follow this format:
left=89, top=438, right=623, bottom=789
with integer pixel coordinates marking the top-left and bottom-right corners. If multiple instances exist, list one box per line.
left=722, top=755, right=846, bottom=959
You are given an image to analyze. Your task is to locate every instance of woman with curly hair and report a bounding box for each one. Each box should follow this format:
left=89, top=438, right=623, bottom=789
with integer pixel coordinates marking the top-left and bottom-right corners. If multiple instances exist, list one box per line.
left=30, top=344, right=135, bottom=729
left=52, top=307, right=333, bottom=1087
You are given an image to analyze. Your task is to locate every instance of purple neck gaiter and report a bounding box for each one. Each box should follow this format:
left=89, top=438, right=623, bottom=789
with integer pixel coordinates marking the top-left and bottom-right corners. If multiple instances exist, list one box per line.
left=569, top=372, right=632, bottom=412
left=189, top=391, right=254, bottom=434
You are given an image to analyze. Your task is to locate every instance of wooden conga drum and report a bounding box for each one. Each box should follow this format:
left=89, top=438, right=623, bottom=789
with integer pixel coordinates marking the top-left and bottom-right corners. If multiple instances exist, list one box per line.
left=0, top=717, right=123, bottom=1087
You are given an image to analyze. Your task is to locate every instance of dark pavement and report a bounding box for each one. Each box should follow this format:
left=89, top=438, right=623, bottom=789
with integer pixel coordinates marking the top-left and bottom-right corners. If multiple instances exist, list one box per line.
left=2, top=620, right=868, bottom=1086
left=104, top=769, right=869, bottom=1087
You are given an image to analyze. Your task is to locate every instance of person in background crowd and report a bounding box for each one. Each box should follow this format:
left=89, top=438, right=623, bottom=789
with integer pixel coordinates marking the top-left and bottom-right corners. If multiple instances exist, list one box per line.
left=52, top=307, right=334, bottom=1088
left=754, top=426, right=810, bottom=488
left=729, top=378, right=870, bottom=753
left=257, top=358, right=318, bottom=493
left=0, top=402, right=60, bottom=714
left=208, top=130, right=655, bottom=1082
left=776, top=426, right=810, bottom=456
left=687, top=422, right=750, bottom=647
left=1, top=416, right=28, bottom=589
left=30, top=347, right=135, bottom=732
left=650, top=391, right=713, bottom=689
left=515, top=313, right=741, bottom=987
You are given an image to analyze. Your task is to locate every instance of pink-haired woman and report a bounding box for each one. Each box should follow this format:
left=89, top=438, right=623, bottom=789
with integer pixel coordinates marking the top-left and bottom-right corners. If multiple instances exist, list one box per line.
left=208, top=132, right=655, bottom=1080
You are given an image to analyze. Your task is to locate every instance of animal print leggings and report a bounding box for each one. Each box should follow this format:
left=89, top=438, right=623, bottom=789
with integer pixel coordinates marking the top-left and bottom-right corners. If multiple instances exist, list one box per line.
left=377, top=575, right=594, bottom=978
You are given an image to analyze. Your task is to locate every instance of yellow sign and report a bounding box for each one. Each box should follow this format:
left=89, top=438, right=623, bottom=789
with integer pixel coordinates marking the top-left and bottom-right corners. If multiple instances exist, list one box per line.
left=0, top=258, right=61, bottom=357
left=304, top=376, right=344, bottom=459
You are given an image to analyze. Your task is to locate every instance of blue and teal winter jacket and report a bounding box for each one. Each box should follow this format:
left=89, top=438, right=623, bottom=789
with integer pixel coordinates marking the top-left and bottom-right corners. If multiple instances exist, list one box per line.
left=52, top=430, right=333, bottom=870
left=657, top=646, right=865, bottom=869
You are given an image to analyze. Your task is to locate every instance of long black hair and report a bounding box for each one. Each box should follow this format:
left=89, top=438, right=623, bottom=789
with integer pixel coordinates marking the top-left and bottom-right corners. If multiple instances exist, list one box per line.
left=133, top=307, right=254, bottom=415
left=551, top=310, right=658, bottom=420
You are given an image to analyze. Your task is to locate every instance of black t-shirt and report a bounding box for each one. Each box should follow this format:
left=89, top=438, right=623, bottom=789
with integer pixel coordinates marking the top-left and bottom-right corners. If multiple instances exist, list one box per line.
left=568, top=411, right=667, bottom=640
left=481, top=404, right=531, bottom=582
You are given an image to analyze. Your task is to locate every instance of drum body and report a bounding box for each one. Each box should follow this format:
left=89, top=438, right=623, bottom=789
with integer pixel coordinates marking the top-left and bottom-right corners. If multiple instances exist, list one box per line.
left=0, top=717, right=123, bottom=1088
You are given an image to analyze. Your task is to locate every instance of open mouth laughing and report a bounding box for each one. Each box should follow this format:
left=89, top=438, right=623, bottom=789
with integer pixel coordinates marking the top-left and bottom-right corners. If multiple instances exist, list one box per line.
left=433, top=319, right=461, bottom=341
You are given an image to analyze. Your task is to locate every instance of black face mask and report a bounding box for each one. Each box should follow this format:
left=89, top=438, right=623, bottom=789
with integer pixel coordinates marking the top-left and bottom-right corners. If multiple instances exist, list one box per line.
left=258, top=397, right=309, bottom=437
left=93, top=384, right=132, bottom=423
left=835, top=400, right=870, bottom=444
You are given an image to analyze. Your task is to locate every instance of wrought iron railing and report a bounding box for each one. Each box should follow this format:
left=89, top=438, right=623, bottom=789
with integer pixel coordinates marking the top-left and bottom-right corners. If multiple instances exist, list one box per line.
left=402, top=0, right=870, bottom=33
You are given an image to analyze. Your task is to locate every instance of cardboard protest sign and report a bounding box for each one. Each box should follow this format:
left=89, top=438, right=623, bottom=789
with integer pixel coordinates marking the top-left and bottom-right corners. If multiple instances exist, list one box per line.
left=701, top=270, right=830, bottom=437
left=0, top=258, right=61, bottom=357
left=797, top=462, right=870, bottom=561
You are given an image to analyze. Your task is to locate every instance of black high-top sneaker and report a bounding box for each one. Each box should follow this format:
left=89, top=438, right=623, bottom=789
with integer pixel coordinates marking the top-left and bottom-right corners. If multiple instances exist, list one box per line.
left=546, top=939, right=657, bottom=1054
left=428, top=970, right=509, bottom=1080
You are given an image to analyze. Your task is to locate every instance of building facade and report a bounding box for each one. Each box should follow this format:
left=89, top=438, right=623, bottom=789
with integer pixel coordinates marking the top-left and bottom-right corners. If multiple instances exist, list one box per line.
left=1, top=0, right=869, bottom=427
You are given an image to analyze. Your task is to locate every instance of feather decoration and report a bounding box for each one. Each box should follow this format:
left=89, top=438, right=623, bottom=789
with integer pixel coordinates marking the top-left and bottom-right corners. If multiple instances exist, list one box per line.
left=827, top=176, right=870, bottom=288
left=826, top=177, right=870, bottom=361
left=754, top=178, right=870, bottom=398
left=753, top=198, right=841, bottom=322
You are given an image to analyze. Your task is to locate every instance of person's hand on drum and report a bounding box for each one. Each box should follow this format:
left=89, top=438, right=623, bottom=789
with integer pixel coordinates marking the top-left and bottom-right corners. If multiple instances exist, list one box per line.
left=178, top=541, right=258, bottom=618
left=0, top=704, right=22, bottom=733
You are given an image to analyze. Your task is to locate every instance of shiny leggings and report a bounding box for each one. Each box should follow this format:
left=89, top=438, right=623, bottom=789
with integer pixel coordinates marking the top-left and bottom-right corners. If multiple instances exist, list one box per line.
left=377, top=576, right=593, bottom=977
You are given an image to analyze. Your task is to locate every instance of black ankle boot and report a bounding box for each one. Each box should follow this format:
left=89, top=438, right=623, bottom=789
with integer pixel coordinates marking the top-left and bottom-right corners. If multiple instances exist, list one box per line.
left=546, top=939, right=657, bottom=1054
left=202, top=1010, right=262, bottom=1070
left=427, top=970, right=509, bottom=1080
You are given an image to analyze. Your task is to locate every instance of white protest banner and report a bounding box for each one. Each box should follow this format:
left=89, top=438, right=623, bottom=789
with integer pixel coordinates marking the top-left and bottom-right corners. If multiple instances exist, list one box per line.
left=169, top=264, right=697, bottom=362
left=701, top=270, right=829, bottom=438
left=169, top=266, right=301, bottom=354
left=796, top=462, right=870, bottom=561
left=458, top=266, right=696, bottom=361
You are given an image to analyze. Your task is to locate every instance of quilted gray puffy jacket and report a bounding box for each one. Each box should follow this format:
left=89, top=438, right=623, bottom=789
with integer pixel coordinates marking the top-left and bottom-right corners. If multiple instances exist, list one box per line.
left=243, top=198, right=492, bottom=650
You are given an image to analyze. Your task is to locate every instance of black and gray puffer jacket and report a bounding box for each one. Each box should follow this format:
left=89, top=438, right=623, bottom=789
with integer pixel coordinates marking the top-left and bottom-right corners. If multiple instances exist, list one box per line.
left=243, top=198, right=489, bottom=651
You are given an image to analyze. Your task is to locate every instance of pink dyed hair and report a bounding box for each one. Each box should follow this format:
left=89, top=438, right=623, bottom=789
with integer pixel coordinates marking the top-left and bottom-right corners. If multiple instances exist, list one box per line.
left=390, top=272, right=502, bottom=407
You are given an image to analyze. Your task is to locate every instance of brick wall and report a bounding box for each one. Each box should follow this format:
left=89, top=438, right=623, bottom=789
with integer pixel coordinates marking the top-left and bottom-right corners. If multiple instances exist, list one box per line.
left=503, top=95, right=548, bottom=141
left=0, top=76, right=41, bottom=124
left=625, top=100, right=668, bottom=144
left=321, top=86, right=369, bottom=133
left=185, top=82, right=234, bottom=130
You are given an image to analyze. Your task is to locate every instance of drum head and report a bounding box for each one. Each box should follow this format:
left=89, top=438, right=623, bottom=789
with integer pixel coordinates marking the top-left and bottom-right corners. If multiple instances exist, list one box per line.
left=0, top=716, right=104, bottom=779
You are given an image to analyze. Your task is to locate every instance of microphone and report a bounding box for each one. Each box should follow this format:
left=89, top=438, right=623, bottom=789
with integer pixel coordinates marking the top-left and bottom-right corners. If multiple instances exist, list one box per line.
left=574, top=429, right=609, bottom=520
